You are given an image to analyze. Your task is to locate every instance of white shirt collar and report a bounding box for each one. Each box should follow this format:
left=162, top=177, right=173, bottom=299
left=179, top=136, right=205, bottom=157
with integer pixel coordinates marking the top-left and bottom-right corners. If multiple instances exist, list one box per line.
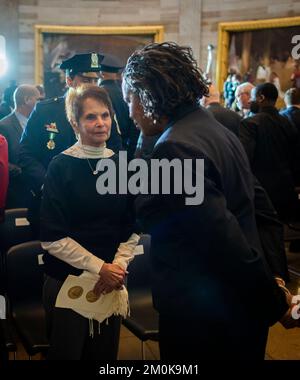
left=14, top=111, right=28, bottom=130
left=287, top=105, right=300, bottom=109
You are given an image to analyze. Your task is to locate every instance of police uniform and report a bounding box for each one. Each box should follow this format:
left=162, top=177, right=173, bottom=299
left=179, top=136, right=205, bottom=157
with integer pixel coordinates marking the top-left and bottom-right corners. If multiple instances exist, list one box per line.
left=99, top=54, right=139, bottom=159
left=20, top=52, right=122, bottom=195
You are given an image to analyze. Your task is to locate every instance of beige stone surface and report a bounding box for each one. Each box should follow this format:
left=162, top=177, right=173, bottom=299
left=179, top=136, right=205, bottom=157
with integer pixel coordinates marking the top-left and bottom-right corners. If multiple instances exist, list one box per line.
left=14, top=0, right=300, bottom=85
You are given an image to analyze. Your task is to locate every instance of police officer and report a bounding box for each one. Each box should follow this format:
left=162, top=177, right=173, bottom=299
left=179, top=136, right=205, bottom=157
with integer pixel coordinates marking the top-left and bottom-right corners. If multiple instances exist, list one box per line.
left=19, top=52, right=122, bottom=235
left=99, top=54, right=139, bottom=159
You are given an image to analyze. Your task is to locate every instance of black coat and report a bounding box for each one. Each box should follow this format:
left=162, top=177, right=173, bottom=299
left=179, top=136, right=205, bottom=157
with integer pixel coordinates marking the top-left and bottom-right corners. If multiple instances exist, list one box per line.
left=240, top=106, right=300, bottom=221
left=206, top=104, right=289, bottom=280
left=136, top=105, right=287, bottom=327
left=135, top=106, right=288, bottom=281
left=254, top=178, right=289, bottom=281
left=207, top=102, right=242, bottom=137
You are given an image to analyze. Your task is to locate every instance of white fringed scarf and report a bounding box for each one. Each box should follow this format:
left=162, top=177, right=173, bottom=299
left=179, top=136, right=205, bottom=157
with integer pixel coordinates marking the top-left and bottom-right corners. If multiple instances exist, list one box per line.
left=56, top=271, right=129, bottom=337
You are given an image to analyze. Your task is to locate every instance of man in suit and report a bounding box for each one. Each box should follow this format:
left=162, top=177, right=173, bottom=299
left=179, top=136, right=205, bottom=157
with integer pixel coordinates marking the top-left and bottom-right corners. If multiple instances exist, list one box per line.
left=99, top=54, right=139, bottom=159
left=201, top=84, right=242, bottom=136
left=202, top=84, right=289, bottom=280
left=240, top=83, right=300, bottom=222
left=280, top=87, right=300, bottom=134
left=0, top=85, right=40, bottom=208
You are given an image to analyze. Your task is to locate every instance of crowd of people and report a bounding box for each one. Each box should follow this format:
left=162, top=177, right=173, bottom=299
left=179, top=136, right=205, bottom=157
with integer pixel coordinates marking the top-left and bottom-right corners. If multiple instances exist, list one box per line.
left=0, top=43, right=299, bottom=360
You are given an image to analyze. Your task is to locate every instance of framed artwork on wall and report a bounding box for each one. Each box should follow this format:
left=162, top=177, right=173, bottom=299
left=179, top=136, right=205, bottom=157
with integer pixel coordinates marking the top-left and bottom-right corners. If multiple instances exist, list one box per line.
left=34, top=25, right=164, bottom=97
left=216, top=17, right=300, bottom=102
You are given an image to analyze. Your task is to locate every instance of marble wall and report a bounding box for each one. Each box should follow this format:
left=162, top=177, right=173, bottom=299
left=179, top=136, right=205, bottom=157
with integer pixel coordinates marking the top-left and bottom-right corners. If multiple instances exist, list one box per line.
left=0, top=0, right=300, bottom=86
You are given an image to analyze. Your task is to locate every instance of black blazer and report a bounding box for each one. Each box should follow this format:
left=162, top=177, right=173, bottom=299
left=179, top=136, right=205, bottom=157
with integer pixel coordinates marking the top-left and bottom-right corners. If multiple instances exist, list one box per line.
left=240, top=106, right=300, bottom=219
left=0, top=112, right=30, bottom=208
left=207, top=104, right=288, bottom=280
left=136, top=104, right=287, bottom=326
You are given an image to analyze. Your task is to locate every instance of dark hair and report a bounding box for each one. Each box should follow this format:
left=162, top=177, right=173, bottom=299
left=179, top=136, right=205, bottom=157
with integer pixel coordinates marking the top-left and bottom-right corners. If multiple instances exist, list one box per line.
left=284, top=87, right=300, bottom=106
left=122, top=42, right=209, bottom=120
left=65, top=84, right=114, bottom=126
left=256, top=82, right=278, bottom=102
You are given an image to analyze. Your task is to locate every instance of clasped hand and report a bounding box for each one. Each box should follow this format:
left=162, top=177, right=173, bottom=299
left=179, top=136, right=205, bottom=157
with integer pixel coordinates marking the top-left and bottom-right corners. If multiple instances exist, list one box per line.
left=93, top=263, right=126, bottom=296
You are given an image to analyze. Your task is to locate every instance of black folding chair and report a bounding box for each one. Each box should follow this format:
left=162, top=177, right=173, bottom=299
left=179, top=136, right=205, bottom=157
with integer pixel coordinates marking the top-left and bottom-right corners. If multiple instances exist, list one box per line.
left=123, top=234, right=159, bottom=359
left=0, top=208, right=33, bottom=359
left=0, top=208, right=33, bottom=293
left=6, top=241, right=49, bottom=359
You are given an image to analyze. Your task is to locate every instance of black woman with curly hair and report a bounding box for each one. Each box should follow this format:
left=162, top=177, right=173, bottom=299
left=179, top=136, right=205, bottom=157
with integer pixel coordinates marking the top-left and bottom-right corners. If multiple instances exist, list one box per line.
left=122, top=42, right=289, bottom=360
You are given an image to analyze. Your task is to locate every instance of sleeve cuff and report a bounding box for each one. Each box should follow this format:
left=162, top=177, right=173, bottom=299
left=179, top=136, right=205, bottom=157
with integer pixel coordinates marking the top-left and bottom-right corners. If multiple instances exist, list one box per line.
left=113, top=233, right=141, bottom=270
left=86, top=255, right=105, bottom=275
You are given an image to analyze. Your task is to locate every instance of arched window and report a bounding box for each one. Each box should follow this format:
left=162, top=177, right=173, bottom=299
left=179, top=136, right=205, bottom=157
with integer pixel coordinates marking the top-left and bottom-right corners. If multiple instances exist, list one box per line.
left=0, top=35, right=8, bottom=76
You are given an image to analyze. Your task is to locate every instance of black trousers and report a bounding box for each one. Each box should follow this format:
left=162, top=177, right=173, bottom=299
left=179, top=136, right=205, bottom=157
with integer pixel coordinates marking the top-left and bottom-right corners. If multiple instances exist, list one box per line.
left=43, top=275, right=121, bottom=360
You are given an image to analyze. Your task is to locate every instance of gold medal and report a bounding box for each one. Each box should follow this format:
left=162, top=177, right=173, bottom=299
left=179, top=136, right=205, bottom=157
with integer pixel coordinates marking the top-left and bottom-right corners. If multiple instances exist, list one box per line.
left=68, top=286, right=83, bottom=299
left=86, top=290, right=100, bottom=303
left=47, top=139, right=55, bottom=150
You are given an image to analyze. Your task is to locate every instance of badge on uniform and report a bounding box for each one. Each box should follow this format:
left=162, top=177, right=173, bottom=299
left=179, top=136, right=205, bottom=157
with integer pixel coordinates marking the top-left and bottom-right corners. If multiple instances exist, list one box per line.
left=45, top=122, right=59, bottom=150
left=91, top=53, right=99, bottom=68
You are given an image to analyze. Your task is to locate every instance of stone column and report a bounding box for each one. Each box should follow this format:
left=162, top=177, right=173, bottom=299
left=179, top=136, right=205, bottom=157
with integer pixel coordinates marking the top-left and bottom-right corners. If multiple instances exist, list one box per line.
left=178, top=0, right=202, bottom=65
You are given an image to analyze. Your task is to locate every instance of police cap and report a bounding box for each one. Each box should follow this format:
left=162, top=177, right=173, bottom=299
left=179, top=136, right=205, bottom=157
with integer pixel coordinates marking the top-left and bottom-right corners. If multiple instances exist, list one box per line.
left=100, top=54, right=124, bottom=73
left=60, top=53, right=104, bottom=76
